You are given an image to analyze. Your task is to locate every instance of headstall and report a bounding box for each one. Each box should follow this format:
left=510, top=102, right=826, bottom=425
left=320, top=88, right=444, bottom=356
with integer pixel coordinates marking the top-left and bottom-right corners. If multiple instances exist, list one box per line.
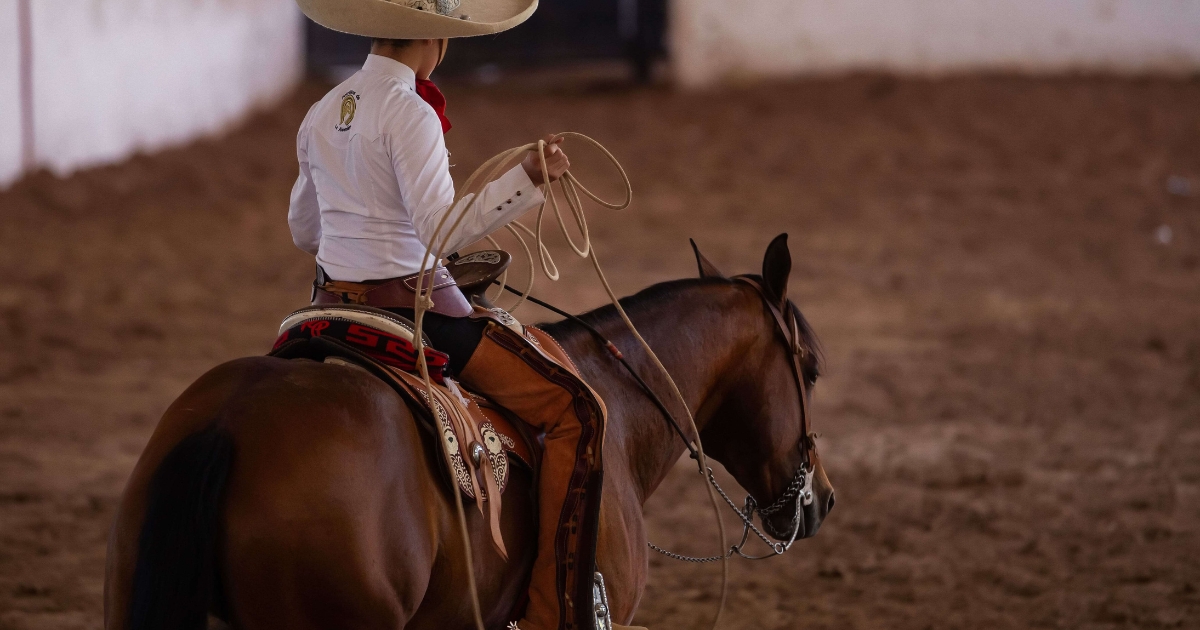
left=649, top=276, right=818, bottom=562
left=495, top=278, right=818, bottom=563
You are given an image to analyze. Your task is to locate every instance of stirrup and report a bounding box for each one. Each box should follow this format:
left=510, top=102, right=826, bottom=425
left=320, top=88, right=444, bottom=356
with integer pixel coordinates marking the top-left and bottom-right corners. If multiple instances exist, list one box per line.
left=595, top=571, right=649, bottom=630
left=506, top=572, right=618, bottom=630
left=593, top=571, right=613, bottom=630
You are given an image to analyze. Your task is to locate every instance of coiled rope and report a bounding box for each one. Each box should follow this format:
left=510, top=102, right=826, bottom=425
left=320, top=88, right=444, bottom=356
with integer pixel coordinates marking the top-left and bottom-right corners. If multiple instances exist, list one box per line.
left=410, top=133, right=730, bottom=630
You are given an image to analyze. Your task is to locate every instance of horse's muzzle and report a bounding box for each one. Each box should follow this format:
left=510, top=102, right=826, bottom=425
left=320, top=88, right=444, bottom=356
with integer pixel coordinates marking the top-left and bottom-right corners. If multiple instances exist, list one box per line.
left=764, top=488, right=834, bottom=541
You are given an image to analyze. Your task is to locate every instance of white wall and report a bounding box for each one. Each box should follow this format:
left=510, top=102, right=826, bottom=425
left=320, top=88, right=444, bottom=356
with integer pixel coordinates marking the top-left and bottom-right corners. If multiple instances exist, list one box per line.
left=0, top=3, right=22, bottom=187
left=0, top=0, right=303, bottom=188
left=671, top=0, right=1200, bottom=87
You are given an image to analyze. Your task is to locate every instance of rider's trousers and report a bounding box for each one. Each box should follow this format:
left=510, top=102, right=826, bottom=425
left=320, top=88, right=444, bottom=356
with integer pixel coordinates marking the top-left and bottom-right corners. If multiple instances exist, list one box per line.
left=458, top=321, right=606, bottom=630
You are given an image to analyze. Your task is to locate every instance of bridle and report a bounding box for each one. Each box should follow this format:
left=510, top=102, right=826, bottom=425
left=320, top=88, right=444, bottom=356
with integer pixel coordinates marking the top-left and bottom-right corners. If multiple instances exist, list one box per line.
left=733, top=275, right=815, bottom=468
left=648, top=276, right=817, bottom=561
left=495, top=276, right=818, bottom=563
left=433, top=131, right=806, bottom=626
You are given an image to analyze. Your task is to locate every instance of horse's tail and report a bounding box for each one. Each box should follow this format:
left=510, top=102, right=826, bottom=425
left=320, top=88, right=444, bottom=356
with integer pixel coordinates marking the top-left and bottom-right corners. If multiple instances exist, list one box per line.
left=128, top=424, right=235, bottom=630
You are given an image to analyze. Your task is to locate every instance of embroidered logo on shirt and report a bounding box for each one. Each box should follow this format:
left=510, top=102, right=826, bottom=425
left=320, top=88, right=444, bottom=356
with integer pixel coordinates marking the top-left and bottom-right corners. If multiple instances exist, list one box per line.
left=336, top=91, right=360, bottom=131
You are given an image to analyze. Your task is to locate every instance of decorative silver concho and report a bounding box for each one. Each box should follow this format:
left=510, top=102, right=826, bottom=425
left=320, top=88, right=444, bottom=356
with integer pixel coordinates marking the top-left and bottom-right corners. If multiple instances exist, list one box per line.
left=418, top=389, right=514, bottom=501
left=416, top=389, right=475, bottom=499
left=456, top=250, right=503, bottom=265
left=477, top=421, right=515, bottom=499
left=488, top=307, right=519, bottom=328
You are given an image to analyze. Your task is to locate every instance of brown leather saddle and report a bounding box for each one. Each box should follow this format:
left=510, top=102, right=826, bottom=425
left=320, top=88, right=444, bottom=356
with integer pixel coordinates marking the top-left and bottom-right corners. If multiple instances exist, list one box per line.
left=269, top=251, right=534, bottom=554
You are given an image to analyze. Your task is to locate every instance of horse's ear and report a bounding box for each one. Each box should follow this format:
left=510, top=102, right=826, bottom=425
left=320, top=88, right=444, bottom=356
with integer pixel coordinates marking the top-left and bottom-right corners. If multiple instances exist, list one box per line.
left=761, top=233, right=791, bottom=306
left=690, top=238, right=725, bottom=279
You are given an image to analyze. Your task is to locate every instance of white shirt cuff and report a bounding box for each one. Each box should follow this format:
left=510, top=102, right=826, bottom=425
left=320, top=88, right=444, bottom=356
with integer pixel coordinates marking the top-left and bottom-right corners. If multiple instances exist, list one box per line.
left=496, top=164, right=545, bottom=211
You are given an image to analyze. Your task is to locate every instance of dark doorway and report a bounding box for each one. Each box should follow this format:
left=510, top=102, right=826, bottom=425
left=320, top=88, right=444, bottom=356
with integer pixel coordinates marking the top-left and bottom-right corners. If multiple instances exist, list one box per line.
left=305, top=0, right=666, bottom=81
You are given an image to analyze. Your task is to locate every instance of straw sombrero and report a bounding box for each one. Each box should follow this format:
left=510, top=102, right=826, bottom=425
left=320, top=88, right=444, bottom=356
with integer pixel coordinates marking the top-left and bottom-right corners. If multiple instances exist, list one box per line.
left=297, top=0, right=537, bottom=39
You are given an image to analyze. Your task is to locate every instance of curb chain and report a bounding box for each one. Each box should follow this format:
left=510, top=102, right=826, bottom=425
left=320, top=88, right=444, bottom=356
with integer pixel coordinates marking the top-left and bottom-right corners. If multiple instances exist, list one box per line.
left=647, top=465, right=809, bottom=563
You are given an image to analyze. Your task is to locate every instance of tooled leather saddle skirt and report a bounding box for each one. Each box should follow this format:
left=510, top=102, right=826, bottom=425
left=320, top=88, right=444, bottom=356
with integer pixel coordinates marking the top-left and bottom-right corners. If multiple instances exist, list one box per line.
left=271, top=250, right=568, bottom=557
left=269, top=303, right=538, bottom=500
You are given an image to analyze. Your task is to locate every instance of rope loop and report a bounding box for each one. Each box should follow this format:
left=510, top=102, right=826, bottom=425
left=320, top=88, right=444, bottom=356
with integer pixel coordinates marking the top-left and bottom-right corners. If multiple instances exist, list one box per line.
left=411, top=133, right=725, bottom=630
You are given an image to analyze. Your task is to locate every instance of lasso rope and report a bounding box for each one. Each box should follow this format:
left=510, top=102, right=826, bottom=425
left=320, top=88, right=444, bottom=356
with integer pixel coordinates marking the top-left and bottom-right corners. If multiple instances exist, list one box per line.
left=411, top=133, right=730, bottom=630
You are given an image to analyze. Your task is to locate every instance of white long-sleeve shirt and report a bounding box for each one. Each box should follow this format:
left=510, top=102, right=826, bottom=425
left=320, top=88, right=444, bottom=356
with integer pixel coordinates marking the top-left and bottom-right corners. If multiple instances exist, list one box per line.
left=288, top=54, right=545, bottom=282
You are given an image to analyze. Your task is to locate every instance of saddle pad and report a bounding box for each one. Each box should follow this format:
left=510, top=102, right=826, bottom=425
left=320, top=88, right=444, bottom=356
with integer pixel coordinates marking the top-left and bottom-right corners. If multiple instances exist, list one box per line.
left=280, top=304, right=428, bottom=343
left=273, top=305, right=451, bottom=385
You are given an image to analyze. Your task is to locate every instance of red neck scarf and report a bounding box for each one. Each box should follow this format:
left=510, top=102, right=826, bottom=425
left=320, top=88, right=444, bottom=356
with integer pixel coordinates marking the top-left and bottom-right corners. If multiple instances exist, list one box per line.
left=415, top=79, right=452, bottom=134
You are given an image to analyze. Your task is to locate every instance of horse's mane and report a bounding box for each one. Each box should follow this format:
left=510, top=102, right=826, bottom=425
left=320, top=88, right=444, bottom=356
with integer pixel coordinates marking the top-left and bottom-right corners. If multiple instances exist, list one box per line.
left=538, top=275, right=824, bottom=377
left=538, top=276, right=722, bottom=340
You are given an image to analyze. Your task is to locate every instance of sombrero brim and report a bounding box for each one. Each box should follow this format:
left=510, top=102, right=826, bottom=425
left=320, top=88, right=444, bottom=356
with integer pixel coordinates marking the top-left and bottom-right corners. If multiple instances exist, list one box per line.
left=297, top=0, right=537, bottom=39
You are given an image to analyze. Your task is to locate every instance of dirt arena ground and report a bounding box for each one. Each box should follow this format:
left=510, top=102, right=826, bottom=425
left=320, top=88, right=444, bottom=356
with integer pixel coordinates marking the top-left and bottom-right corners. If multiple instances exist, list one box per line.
left=1, top=73, right=1198, bottom=629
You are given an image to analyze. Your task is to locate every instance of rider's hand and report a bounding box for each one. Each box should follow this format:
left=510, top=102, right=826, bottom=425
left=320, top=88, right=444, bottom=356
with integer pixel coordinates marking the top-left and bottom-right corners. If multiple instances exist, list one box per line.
left=522, top=135, right=569, bottom=186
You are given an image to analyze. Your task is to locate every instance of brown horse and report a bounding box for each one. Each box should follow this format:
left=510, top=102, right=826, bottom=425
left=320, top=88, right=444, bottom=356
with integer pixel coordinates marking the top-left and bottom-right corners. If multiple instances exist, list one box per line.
left=104, top=235, right=834, bottom=630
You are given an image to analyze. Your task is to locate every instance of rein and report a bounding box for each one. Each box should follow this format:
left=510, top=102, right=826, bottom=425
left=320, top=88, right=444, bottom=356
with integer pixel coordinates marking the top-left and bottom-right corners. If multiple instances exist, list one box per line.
left=409, top=132, right=819, bottom=628
left=648, top=276, right=817, bottom=562
left=409, top=134, right=732, bottom=630
left=497, top=276, right=818, bottom=563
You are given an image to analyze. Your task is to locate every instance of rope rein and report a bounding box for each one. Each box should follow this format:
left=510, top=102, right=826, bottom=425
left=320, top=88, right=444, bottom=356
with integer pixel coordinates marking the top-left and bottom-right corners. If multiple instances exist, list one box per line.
left=497, top=283, right=814, bottom=564
left=410, top=133, right=729, bottom=630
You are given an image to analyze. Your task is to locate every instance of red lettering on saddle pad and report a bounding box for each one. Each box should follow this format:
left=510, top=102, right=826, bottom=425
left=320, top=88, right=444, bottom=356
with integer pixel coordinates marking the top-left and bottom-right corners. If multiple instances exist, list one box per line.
left=344, top=324, right=380, bottom=347
left=384, top=339, right=417, bottom=360
left=301, top=320, right=331, bottom=336
left=272, top=319, right=451, bottom=385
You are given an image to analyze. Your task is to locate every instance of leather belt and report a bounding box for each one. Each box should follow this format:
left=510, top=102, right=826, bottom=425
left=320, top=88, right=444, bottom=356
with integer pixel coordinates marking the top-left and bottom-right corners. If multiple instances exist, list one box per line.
left=312, top=266, right=474, bottom=318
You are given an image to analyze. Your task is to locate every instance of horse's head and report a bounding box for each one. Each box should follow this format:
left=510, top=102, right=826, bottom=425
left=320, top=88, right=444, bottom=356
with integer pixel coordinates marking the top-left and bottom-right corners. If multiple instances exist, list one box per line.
left=692, top=234, right=835, bottom=541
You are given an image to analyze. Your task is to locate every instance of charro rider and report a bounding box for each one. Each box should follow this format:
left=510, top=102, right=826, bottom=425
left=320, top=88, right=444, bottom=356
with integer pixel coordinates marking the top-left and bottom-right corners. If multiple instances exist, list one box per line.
left=288, top=0, right=637, bottom=629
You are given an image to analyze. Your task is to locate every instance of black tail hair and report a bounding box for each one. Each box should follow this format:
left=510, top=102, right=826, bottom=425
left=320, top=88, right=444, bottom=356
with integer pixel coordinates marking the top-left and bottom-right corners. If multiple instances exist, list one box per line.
left=129, top=425, right=235, bottom=630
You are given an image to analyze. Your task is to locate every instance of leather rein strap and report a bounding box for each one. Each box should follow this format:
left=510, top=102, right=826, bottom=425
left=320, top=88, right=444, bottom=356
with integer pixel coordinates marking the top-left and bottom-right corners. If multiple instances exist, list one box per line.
left=500, top=277, right=815, bottom=502
left=498, top=279, right=816, bottom=565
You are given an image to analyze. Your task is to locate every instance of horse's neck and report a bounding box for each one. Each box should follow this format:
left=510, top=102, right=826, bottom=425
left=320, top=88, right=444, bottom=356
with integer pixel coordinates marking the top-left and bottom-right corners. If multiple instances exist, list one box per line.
left=546, top=281, right=753, bottom=503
